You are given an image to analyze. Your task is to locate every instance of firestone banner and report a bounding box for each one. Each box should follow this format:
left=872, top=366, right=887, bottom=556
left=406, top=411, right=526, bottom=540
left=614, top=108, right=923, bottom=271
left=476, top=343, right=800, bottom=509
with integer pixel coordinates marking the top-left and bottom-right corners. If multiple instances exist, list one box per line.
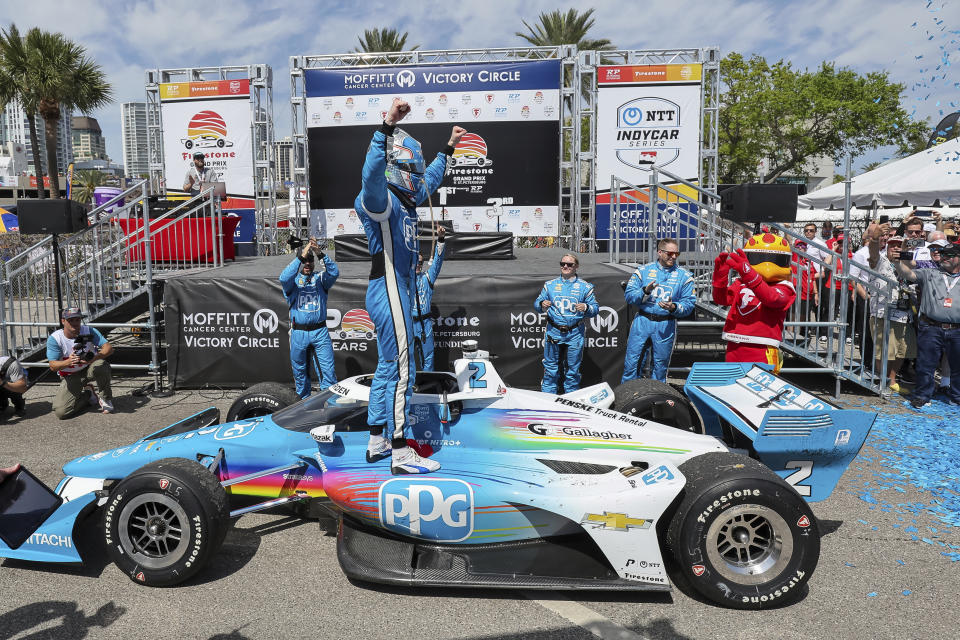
left=159, top=80, right=254, bottom=200
left=165, top=274, right=628, bottom=389
left=303, top=60, right=561, bottom=237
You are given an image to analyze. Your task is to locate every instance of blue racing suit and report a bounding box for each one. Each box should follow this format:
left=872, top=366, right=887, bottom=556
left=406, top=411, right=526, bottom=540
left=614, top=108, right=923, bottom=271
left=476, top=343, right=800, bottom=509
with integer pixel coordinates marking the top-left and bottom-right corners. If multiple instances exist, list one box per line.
left=621, top=261, right=695, bottom=383
left=535, top=276, right=599, bottom=394
left=413, top=239, right=447, bottom=371
left=280, top=254, right=339, bottom=397
left=355, top=126, right=452, bottom=442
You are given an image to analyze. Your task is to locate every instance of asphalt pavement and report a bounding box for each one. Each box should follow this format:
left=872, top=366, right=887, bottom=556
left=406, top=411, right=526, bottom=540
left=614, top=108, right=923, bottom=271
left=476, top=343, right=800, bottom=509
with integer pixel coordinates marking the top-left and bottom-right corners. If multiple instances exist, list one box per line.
left=0, top=375, right=957, bottom=640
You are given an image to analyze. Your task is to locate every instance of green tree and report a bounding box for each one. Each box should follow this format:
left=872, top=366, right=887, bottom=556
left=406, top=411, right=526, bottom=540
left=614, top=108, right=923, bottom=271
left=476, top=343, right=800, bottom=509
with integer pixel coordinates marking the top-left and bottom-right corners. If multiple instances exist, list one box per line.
left=22, top=28, right=112, bottom=199
left=719, top=52, right=928, bottom=184
left=515, top=8, right=614, bottom=51
left=355, top=27, right=418, bottom=54
left=73, top=168, right=107, bottom=205
left=0, top=24, right=46, bottom=197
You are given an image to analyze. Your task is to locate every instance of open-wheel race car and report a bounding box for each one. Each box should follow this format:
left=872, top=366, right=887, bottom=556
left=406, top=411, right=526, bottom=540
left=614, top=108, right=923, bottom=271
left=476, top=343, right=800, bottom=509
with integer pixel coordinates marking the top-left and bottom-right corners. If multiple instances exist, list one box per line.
left=0, top=344, right=875, bottom=609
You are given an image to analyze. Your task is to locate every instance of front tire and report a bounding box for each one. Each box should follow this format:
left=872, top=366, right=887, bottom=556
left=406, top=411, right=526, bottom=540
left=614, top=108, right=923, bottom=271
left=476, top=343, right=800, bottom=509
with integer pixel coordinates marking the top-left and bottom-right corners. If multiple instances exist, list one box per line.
left=225, top=382, right=300, bottom=421
left=613, top=379, right=704, bottom=434
left=104, top=458, right=229, bottom=587
left=665, top=453, right=820, bottom=609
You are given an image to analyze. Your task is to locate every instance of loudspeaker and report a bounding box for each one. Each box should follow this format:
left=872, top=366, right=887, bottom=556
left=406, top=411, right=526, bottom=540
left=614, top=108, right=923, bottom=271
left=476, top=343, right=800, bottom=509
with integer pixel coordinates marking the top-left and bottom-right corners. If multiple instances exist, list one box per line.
left=17, top=199, right=90, bottom=234
left=720, top=184, right=798, bottom=224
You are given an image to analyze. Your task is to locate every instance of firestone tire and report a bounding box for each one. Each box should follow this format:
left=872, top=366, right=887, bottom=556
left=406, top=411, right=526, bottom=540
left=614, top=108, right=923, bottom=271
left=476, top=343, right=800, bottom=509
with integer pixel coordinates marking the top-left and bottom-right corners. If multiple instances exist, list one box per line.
left=613, top=379, right=704, bottom=434
left=665, top=453, right=820, bottom=610
left=103, top=458, right=229, bottom=587
left=225, top=382, right=300, bottom=421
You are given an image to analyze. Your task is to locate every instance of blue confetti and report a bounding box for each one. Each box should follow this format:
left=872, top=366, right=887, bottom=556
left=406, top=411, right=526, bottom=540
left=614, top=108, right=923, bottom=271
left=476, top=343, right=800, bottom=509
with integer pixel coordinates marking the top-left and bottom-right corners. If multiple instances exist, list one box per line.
left=896, top=559, right=906, bottom=566
left=903, top=590, right=912, bottom=596
left=867, top=592, right=879, bottom=597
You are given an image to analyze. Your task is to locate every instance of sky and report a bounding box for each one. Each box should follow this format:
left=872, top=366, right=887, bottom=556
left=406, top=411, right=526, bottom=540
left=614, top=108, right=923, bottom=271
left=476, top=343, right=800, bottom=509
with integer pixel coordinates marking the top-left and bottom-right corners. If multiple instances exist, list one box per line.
left=1, top=0, right=957, bottom=174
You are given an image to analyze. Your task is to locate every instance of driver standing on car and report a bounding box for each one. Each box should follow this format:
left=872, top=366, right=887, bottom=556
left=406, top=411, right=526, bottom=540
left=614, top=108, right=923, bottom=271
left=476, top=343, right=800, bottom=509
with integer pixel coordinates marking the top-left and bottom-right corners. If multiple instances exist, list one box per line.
left=182, top=152, right=219, bottom=197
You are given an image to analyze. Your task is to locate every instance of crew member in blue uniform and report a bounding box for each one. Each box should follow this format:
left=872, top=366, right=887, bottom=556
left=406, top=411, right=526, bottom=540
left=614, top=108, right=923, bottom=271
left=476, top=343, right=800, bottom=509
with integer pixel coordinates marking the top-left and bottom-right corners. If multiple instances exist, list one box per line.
left=535, top=253, right=599, bottom=394
left=356, top=97, right=466, bottom=474
left=280, top=237, right=339, bottom=398
left=621, top=238, right=696, bottom=383
left=413, top=224, right=447, bottom=371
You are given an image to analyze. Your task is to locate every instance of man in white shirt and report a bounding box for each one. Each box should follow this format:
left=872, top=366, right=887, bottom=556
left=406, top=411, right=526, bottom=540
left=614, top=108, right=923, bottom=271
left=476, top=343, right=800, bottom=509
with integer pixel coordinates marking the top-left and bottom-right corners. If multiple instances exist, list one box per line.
left=46, top=308, right=114, bottom=418
left=182, top=152, right=220, bottom=197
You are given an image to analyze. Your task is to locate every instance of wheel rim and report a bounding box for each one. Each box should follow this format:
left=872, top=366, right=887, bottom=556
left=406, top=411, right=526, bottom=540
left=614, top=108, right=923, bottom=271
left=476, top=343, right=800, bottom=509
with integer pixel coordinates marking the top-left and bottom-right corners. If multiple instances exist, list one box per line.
left=118, top=493, right=191, bottom=569
left=238, top=406, right=274, bottom=419
left=704, top=504, right=793, bottom=585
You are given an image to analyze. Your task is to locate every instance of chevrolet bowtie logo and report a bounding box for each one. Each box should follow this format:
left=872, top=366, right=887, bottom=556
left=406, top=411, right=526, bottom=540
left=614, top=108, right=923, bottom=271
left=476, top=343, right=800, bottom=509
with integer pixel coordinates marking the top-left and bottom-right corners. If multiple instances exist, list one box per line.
left=580, top=512, right=653, bottom=532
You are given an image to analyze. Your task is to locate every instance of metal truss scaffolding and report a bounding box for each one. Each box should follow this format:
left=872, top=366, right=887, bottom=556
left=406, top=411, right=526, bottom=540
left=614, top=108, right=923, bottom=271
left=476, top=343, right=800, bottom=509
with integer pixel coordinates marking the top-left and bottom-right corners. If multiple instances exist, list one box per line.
left=145, top=64, right=278, bottom=254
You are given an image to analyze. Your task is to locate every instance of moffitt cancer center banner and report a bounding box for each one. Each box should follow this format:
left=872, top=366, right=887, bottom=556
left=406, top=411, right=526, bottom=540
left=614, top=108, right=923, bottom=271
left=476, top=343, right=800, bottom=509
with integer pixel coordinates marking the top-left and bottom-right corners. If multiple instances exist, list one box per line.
left=304, top=60, right=561, bottom=237
left=594, top=64, right=703, bottom=242
left=159, top=79, right=255, bottom=207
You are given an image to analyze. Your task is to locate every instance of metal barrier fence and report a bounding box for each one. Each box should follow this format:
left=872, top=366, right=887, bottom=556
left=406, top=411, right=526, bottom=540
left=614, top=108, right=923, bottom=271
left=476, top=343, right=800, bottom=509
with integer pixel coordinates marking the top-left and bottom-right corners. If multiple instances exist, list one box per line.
left=0, top=183, right=227, bottom=390
left=607, top=170, right=898, bottom=396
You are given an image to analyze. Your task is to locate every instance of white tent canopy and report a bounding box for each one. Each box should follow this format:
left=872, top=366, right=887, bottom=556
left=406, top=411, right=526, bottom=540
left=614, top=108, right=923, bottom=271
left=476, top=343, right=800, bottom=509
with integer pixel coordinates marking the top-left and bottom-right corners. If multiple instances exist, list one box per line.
left=798, top=137, right=960, bottom=209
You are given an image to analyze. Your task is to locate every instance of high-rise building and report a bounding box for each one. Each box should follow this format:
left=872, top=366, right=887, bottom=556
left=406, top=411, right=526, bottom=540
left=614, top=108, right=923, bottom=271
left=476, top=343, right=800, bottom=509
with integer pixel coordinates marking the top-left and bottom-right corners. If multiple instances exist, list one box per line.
left=71, top=115, right=108, bottom=161
left=0, top=98, right=73, bottom=175
left=121, top=101, right=149, bottom=178
left=274, top=136, right=293, bottom=185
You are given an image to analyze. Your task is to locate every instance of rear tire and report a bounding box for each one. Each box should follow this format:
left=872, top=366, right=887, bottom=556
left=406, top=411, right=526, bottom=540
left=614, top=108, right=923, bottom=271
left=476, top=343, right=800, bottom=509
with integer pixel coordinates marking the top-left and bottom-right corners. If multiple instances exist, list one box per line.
left=103, top=458, right=229, bottom=587
left=665, top=453, right=820, bottom=609
left=226, top=382, right=300, bottom=421
left=613, top=379, right=704, bottom=434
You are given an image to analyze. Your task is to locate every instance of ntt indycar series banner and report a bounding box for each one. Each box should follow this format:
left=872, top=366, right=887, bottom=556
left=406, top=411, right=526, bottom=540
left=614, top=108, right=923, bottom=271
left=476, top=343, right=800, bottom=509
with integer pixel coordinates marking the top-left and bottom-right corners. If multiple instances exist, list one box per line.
left=303, top=60, right=561, bottom=237
left=159, top=80, right=254, bottom=203
left=164, top=270, right=628, bottom=389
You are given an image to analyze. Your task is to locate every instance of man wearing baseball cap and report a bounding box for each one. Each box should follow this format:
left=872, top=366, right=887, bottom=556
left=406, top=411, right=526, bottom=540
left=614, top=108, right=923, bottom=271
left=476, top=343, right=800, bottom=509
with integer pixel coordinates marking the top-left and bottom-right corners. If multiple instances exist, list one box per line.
left=46, top=307, right=114, bottom=418
left=182, top=151, right=220, bottom=197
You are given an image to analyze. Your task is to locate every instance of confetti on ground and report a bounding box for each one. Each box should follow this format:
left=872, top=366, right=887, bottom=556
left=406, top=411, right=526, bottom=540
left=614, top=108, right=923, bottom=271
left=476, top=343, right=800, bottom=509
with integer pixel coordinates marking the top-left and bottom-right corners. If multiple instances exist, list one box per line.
left=903, top=590, right=912, bottom=596
left=867, top=592, right=879, bottom=597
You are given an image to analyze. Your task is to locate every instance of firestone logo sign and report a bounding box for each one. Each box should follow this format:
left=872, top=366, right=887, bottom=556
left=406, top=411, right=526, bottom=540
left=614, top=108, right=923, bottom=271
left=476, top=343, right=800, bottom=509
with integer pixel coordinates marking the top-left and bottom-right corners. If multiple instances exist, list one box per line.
left=180, top=110, right=235, bottom=153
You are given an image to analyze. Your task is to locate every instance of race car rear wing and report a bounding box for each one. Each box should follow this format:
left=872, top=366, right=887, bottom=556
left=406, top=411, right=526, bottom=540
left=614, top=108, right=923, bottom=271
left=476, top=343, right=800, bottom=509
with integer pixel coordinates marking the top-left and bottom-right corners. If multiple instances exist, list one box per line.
left=683, top=363, right=875, bottom=502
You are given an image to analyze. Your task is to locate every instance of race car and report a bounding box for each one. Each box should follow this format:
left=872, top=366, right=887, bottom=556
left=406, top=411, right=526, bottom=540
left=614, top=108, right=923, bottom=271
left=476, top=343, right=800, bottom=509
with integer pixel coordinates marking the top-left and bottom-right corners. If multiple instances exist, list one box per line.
left=0, top=344, right=874, bottom=609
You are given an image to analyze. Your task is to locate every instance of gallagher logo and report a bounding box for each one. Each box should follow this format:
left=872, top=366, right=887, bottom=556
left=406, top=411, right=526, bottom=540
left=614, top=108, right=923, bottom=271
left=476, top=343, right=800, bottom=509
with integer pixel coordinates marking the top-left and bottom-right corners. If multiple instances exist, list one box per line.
left=452, top=133, right=493, bottom=168
left=180, top=110, right=233, bottom=150
left=379, top=478, right=474, bottom=541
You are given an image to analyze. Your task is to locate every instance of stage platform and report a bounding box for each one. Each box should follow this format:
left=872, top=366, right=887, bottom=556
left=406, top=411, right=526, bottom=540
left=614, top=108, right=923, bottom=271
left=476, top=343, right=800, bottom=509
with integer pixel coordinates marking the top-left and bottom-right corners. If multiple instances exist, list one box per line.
left=161, top=248, right=718, bottom=390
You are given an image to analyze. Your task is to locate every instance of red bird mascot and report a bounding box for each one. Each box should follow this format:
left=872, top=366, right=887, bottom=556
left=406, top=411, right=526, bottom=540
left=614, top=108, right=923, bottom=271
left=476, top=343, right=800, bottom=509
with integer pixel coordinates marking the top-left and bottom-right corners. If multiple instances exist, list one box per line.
left=712, top=233, right=796, bottom=373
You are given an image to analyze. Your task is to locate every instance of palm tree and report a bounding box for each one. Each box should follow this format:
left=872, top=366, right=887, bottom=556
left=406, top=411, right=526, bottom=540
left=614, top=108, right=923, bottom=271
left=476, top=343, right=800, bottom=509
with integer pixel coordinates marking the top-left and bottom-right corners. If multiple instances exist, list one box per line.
left=515, top=8, right=614, bottom=51
left=73, top=168, right=107, bottom=205
left=24, top=28, right=112, bottom=199
left=0, top=24, right=46, bottom=197
left=355, top=28, right=418, bottom=54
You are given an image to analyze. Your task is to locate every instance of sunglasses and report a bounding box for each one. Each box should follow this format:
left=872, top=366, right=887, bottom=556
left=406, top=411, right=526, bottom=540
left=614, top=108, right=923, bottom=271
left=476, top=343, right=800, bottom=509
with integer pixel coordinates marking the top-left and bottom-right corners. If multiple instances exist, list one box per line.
left=560, top=261, right=576, bottom=267
left=803, top=228, right=816, bottom=233
left=659, top=250, right=680, bottom=257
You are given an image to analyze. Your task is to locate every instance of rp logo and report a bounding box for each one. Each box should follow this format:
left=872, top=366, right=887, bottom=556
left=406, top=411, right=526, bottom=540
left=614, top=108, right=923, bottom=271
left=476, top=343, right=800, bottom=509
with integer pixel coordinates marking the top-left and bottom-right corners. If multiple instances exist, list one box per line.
left=396, top=70, right=416, bottom=88
left=379, top=479, right=473, bottom=541
left=589, top=306, right=619, bottom=333
left=253, top=308, right=279, bottom=334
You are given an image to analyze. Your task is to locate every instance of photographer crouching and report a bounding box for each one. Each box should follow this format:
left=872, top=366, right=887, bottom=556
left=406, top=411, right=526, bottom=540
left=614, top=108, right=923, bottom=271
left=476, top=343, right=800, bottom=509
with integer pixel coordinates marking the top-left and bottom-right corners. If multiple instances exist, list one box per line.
left=47, top=307, right=114, bottom=418
left=894, top=240, right=960, bottom=408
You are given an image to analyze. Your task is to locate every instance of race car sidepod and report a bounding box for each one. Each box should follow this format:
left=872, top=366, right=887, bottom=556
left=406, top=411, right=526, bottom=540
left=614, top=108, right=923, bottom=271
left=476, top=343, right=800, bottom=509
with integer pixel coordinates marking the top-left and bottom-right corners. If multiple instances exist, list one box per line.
left=683, top=362, right=875, bottom=502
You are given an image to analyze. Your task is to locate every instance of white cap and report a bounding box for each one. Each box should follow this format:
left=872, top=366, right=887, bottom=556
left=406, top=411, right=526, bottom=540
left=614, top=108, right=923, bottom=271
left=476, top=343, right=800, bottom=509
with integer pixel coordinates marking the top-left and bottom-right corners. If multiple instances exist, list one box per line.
left=923, top=222, right=937, bottom=233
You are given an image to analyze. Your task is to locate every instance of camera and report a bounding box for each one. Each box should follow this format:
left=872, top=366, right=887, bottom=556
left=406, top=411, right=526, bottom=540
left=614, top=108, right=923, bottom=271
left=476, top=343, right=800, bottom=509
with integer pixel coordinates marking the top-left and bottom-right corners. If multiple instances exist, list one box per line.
left=73, top=334, right=96, bottom=362
left=895, top=287, right=914, bottom=312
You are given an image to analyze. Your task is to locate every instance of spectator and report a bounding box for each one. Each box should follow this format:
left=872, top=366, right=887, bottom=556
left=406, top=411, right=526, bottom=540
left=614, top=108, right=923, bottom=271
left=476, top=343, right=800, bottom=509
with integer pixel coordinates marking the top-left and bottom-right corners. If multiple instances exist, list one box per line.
left=536, top=253, right=599, bottom=394
left=279, top=237, right=338, bottom=398
left=856, top=225, right=915, bottom=394
left=893, top=241, right=960, bottom=408
left=621, top=238, right=695, bottom=382
left=413, top=225, right=447, bottom=371
left=47, top=308, right=114, bottom=418
left=791, top=239, right=819, bottom=341
left=0, top=353, right=27, bottom=416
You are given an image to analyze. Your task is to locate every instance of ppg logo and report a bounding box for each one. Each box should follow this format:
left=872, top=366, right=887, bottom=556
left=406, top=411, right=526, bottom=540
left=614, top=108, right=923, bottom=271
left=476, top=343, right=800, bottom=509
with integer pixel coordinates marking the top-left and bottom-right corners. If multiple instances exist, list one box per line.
left=379, top=478, right=474, bottom=541
left=554, top=296, right=577, bottom=315
left=397, top=70, right=416, bottom=88
left=621, top=106, right=643, bottom=126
